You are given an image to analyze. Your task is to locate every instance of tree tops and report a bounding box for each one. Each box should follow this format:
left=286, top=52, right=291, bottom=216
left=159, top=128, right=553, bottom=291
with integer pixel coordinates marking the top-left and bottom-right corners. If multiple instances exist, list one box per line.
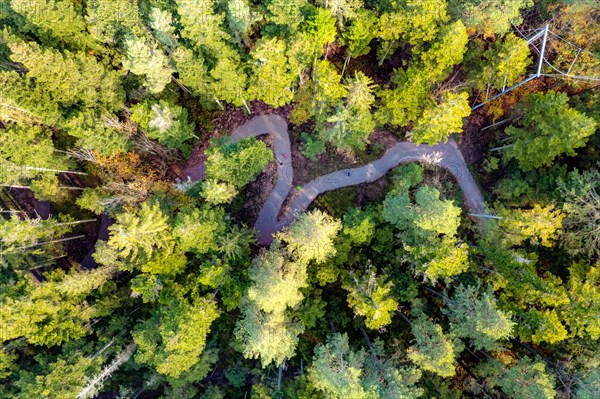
left=506, top=91, right=598, bottom=170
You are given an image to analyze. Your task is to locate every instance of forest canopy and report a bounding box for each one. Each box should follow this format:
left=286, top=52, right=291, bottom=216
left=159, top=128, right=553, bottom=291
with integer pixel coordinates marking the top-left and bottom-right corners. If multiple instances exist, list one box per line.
left=0, top=0, right=599, bottom=398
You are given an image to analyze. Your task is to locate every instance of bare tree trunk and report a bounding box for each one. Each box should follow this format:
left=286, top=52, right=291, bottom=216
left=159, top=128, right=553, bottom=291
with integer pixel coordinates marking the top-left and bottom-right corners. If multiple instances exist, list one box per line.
left=360, top=326, right=373, bottom=350
left=14, top=235, right=86, bottom=250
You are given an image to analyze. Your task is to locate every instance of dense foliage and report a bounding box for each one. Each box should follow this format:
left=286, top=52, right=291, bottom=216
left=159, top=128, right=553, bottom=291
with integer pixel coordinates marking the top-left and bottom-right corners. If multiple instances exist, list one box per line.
left=0, top=1, right=598, bottom=398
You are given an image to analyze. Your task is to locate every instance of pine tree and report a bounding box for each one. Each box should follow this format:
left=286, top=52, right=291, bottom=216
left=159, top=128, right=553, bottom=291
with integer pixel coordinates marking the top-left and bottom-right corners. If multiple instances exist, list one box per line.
left=410, top=91, right=471, bottom=145
left=247, top=37, right=296, bottom=107
left=479, top=357, right=556, bottom=399
left=309, top=333, right=423, bottom=399
left=506, top=91, right=598, bottom=170
left=123, top=35, right=174, bottom=93
left=276, top=209, right=342, bottom=264
left=443, top=284, right=514, bottom=351
left=407, top=308, right=459, bottom=377
left=130, top=99, right=196, bottom=156
left=107, top=201, right=174, bottom=263
left=449, top=0, right=534, bottom=38
left=10, top=0, right=96, bottom=49
left=344, top=265, right=399, bottom=330
left=558, top=168, right=600, bottom=257
left=132, top=293, right=220, bottom=378
left=316, top=0, right=363, bottom=29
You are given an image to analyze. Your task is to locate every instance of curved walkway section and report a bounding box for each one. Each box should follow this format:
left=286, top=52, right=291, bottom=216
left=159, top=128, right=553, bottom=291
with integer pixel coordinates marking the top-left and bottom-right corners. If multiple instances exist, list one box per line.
left=230, top=115, right=487, bottom=244
left=82, top=114, right=488, bottom=257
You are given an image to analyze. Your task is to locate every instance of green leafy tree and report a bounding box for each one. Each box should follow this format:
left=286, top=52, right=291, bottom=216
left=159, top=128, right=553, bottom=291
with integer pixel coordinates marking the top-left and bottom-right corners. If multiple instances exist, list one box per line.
left=443, top=284, right=514, bottom=350
left=449, top=0, right=534, bottom=37
left=506, top=91, right=598, bottom=170
left=0, top=71, right=62, bottom=126
left=0, top=124, right=71, bottom=191
left=201, top=179, right=238, bottom=205
left=176, top=0, right=228, bottom=53
left=0, top=266, right=116, bottom=346
left=205, top=137, right=273, bottom=188
left=377, top=0, right=449, bottom=63
left=173, top=206, right=226, bottom=255
left=497, top=204, right=565, bottom=247
left=410, top=92, right=471, bottom=145
left=131, top=99, right=196, bottom=156
left=560, top=263, right=600, bottom=341
left=133, top=293, right=220, bottom=378
left=149, top=7, right=178, bottom=48
left=64, top=109, right=130, bottom=155
left=276, top=209, right=342, bottom=264
left=225, top=0, right=259, bottom=46
left=265, top=0, right=307, bottom=30
left=342, top=9, right=378, bottom=59
left=472, top=33, right=532, bottom=92
left=172, top=47, right=214, bottom=106
left=209, top=52, right=249, bottom=108
left=290, top=7, right=337, bottom=69
left=375, top=68, right=430, bottom=128
left=420, top=20, right=468, bottom=83
left=247, top=246, right=308, bottom=314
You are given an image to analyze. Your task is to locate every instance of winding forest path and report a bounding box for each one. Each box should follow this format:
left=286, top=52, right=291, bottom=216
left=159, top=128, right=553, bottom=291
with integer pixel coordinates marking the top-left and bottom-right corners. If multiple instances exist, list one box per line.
left=230, top=114, right=487, bottom=244
left=82, top=113, right=487, bottom=266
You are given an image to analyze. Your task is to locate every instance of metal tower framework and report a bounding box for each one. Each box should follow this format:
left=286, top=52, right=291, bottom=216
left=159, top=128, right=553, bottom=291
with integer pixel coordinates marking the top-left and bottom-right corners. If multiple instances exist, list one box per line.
left=472, top=24, right=600, bottom=110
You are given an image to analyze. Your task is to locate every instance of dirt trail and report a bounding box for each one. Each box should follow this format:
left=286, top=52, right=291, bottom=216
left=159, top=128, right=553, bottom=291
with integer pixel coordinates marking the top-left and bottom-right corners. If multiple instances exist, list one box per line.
left=82, top=114, right=488, bottom=262
left=230, top=115, right=487, bottom=244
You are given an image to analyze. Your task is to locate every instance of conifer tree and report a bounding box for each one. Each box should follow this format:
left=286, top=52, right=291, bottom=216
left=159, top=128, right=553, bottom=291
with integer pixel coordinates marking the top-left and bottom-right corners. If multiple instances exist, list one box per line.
left=132, top=293, right=220, bottom=378
left=506, top=91, right=598, bottom=170
left=344, top=265, right=399, bottom=330
left=443, top=284, right=514, bottom=351
left=123, top=36, right=174, bottom=93
left=276, top=209, right=342, bottom=264
left=247, top=37, right=296, bottom=107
